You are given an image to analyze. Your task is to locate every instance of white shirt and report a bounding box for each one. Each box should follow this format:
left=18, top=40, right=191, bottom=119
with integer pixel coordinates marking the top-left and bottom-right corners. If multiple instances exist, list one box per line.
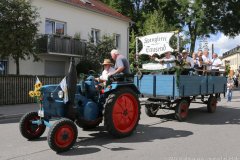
left=99, top=67, right=115, bottom=81
left=161, top=55, right=176, bottom=69
left=202, top=55, right=211, bottom=70
left=183, top=56, right=194, bottom=68
left=211, top=58, right=222, bottom=70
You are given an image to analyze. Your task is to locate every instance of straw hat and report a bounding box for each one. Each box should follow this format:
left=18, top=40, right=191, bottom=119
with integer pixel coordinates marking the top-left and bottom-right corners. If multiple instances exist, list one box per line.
left=102, top=59, right=113, bottom=65
left=182, top=49, right=188, bottom=54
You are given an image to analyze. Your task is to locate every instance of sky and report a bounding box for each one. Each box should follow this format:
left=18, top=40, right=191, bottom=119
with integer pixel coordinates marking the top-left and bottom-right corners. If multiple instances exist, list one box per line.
left=191, top=33, right=240, bottom=56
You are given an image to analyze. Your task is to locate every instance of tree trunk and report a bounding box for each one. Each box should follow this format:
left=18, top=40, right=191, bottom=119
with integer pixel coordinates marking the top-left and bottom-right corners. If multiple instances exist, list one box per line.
left=188, top=23, right=197, bottom=53
left=190, top=35, right=196, bottom=53
left=15, top=58, right=20, bottom=75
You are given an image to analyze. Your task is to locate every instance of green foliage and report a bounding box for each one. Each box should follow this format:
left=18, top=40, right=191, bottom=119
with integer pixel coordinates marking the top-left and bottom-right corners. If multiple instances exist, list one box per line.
left=102, top=0, right=240, bottom=57
left=225, top=64, right=231, bottom=76
left=0, top=0, right=40, bottom=75
left=76, top=35, right=115, bottom=75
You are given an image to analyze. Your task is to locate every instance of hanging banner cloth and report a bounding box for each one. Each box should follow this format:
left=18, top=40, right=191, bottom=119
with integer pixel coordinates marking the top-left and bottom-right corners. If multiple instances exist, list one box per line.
left=138, top=32, right=174, bottom=56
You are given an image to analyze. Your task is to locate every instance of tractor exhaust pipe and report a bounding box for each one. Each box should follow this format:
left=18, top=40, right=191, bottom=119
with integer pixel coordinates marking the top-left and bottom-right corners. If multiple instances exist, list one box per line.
left=66, top=57, right=77, bottom=119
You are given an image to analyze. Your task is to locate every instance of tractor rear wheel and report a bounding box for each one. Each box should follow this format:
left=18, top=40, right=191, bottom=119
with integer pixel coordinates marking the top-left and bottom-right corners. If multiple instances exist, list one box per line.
left=47, top=118, right=77, bottom=153
left=19, top=112, right=46, bottom=140
left=104, top=88, right=140, bottom=138
left=207, top=96, right=217, bottom=113
left=175, top=99, right=189, bottom=121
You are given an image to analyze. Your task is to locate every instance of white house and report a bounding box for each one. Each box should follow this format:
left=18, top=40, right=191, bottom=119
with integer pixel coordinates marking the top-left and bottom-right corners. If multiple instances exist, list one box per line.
left=7, top=0, right=131, bottom=76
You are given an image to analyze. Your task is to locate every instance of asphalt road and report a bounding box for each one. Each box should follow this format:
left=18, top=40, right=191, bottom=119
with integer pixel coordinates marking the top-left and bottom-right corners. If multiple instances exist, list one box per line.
left=0, top=91, right=240, bottom=160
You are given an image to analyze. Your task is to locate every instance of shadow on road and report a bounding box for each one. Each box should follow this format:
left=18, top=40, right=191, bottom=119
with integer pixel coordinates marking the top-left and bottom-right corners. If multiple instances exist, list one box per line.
left=155, top=105, right=240, bottom=125
left=60, top=124, right=193, bottom=156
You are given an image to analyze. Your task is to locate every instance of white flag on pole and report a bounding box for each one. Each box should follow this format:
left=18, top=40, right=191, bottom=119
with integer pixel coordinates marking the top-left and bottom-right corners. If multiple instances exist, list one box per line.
left=60, top=77, right=68, bottom=103
left=36, top=76, right=41, bottom=84
left=138, top=32, right=174, bottom=56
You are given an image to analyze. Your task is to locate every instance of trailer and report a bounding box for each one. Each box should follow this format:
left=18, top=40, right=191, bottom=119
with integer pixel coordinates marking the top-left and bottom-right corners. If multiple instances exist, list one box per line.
left=134, top=74, right=226, bottom=121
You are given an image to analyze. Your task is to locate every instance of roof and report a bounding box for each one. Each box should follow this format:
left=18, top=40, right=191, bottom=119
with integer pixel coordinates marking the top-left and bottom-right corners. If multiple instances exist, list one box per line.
left=222, top=45, right=240, bottom=58
left=56, top=0, right=132, bottom=22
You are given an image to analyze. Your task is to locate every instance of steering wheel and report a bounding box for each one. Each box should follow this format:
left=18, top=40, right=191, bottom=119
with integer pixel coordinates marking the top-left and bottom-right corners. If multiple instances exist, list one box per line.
left=88, top=70, right=96, bottom=76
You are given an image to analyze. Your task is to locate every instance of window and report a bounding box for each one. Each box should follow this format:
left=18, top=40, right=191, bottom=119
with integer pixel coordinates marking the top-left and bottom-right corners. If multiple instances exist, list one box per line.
left=0, top=60, right=8, bottom=75
left=45, top=19, right=66, bottom=35
left=115, top=34, right=121, bottom=48
left=91, top=29, right=100, bottom=45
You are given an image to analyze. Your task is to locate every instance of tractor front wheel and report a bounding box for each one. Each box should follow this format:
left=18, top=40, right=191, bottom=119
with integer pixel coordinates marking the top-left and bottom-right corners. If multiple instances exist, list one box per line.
left=104, top=88, right=140, bottom=138
left=19, top=112, right=46, bottom=140
left=47, top=118, right=77, bottom=153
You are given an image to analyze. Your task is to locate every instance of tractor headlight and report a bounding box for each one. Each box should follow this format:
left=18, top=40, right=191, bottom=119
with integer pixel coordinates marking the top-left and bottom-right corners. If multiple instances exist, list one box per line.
left=58, top=90, right=64, bottom=99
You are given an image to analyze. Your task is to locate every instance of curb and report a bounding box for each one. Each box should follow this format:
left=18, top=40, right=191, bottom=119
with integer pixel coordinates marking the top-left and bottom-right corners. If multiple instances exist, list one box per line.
left=0, top=113, right=24, bottom=120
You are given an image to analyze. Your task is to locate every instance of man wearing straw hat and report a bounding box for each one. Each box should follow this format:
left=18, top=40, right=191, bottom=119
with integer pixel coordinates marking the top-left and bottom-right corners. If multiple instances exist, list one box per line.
left=98, top=59, right=115, bottom=82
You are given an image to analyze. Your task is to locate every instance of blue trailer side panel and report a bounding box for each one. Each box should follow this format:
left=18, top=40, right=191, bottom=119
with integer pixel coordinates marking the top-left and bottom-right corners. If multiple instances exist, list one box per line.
left=155, top=75, right=179, bottom=97
left=207, top=76, right=227, bottom=94
left=135, top=74, right=226, bottom=98
left=178, top=75, right=208, bottom=97
left=137, top=75, right=154, bottom=95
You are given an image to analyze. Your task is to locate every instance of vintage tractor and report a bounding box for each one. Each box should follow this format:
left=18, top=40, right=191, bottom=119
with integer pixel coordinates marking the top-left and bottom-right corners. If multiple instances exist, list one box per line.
left=19, top=58, right=141, bottom=152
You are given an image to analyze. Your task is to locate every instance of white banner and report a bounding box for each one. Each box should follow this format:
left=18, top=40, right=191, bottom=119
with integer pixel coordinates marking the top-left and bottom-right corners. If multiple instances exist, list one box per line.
left=138, top=32, right=174, bottom=56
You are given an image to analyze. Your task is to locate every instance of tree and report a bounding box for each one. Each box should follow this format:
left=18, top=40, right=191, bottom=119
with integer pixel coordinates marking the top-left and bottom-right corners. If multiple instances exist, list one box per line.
left=203, top=0, right=240, bottom=37
left=0, top=0, right=40, bottom=75
left=76, top=35, right=116, bottom=74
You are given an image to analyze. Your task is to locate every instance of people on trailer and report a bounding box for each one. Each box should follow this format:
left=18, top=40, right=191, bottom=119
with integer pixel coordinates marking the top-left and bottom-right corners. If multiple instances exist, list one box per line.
left=181, top=50, right=194, bottom=68
left=192, top=52, right=198, bottom=68
left=195, top=50, right=204, bottom=75
left=109, top=49, right=131, bottom=76
left=97, top=59, right=115, bottom=82
left=210, top=53, right=222, bottom=76
left=202, top=49, right=212, bottom=74
left=159, top=51, right=176, bottom=69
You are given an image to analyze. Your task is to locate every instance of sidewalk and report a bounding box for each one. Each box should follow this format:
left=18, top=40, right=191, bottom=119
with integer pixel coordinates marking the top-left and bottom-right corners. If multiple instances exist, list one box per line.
left=0, top=103, right=37, bottom=120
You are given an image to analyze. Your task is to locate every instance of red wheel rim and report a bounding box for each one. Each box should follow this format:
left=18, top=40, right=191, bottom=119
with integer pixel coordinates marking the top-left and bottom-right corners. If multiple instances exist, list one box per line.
left=25, top=115, right=44, bottom=136
left=112, top=93, right=139, bottom=133
left=211, top=98, right=217, bottom=110
left=180, top=102, right=189, bottom=118
left=54, top=125, right=75, bottom=148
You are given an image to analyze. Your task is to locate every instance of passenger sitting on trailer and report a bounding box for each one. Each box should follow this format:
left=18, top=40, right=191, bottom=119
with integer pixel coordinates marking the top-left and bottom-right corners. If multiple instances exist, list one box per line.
left=181, top=50, right=194, bottom=68
left=109, top=49, right=131, bottom=76
left=158, top=51, right=176, bottom=69
left=210, top=53, right=222, bottom=76
left=180, top=50, right=194, bottom=75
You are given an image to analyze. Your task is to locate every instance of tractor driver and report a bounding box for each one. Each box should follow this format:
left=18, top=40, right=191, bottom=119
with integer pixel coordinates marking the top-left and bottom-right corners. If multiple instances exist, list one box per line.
left=108, top=49, right=131, bottom=76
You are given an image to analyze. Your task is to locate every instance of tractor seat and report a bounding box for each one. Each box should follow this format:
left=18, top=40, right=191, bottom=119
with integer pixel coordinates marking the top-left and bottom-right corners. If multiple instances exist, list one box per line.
left=110, top=73, right=134, bottom=82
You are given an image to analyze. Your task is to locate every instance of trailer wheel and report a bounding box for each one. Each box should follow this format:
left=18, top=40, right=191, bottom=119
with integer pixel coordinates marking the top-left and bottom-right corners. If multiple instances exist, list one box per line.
left=145, top=104, right=158, bottom=117
left=19, top=112, right=46, bottom=140
left=207, top=96, right=217, bottom=113
left=175, top=99, right=189, bottom=121
left=48, top=118, right=77, bottom=153
left=104, top=88, right=140, bottom=138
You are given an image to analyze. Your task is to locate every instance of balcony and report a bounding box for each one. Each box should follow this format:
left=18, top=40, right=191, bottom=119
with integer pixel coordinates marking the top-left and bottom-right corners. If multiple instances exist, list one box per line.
left=36, top=34, right=87, bottom=58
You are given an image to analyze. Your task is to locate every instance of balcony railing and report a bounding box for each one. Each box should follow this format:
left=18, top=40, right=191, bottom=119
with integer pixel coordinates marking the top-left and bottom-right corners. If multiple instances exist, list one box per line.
left=37, top=34, right=87, bottom=57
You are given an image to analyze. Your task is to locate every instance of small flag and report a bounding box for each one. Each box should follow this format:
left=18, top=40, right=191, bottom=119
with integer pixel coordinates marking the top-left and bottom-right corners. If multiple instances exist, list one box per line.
left=34, top=76, right=42, bottom=91
left=36, top=76, right=41, bottom=84
left=60, top=77, right=68, bottom=103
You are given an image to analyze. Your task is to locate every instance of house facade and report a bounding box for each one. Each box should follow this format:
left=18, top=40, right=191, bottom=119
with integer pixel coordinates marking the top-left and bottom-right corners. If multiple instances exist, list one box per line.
left=221, top=46, right=240, bottom=74
left=7, top=0, right=131, bottom=76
